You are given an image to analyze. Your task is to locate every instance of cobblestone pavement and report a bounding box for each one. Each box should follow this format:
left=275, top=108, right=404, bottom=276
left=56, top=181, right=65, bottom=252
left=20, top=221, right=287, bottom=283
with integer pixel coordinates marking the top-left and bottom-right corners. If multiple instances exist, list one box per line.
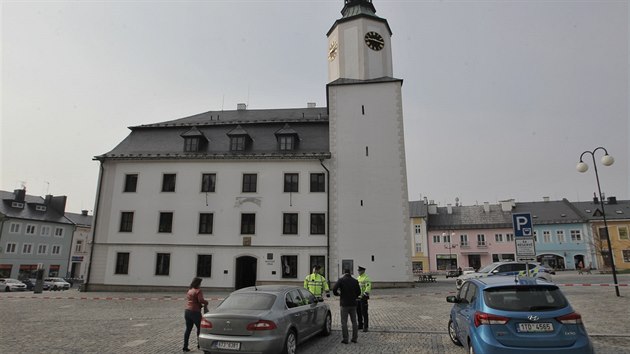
left=1, top=272, right=629, bottom=353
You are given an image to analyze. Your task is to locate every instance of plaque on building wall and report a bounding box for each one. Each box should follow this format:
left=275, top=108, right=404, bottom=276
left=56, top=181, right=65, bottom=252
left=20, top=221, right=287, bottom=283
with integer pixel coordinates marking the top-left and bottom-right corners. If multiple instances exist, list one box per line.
left=243, top=237, right=251, bottom=246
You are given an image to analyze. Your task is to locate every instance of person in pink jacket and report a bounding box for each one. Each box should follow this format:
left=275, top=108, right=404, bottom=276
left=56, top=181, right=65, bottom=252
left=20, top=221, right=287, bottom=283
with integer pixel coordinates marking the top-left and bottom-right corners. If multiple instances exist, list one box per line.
left=183, top=277, right=209, bottom=352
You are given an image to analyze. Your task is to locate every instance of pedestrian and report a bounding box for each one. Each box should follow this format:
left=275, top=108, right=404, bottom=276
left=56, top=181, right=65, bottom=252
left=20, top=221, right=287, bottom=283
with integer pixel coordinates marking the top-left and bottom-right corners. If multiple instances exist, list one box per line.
left=183, top=277, right=208, bottom=352
left=304, top=265, right=331, bottom=299
left=332, top=267, right=361, bottom=344
left=577, top=260, right=584, bottom=275
left=357, top=265, right=372, bottom=332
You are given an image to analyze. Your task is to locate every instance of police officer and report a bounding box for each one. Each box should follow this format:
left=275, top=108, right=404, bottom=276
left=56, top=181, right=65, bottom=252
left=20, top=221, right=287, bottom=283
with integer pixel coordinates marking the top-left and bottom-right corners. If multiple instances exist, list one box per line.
left=357, top=266, right=372, bottom=332
left=304, top=265, right=330, bottom=298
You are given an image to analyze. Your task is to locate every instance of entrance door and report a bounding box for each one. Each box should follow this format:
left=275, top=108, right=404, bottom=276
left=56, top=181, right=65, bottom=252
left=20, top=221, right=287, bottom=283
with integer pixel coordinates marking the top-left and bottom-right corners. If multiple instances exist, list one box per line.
left=468, top=255, right=481, bottom=270
left=235, top=256, right=257, bottom=290
left=70, top=262, right=80, bottom=278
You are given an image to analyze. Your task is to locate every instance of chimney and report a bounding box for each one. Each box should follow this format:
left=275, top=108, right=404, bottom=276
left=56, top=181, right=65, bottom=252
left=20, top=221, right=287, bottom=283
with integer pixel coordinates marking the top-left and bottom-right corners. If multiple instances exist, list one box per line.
left=608, top=196, right=617, bottom=204
left=307, top=102, right=316, bottom=108
left=447, top=204, right=453, bottom=214
left=500, top=199, right=514, bottom=212
left=81, top=210, right=89, bottom=216
left=423, top=196, right=428, bottom=205
left=543, top=196, right=550, bottom=202
left=14, top=189, right=26, bottom=202
left=428, top=203, right=438, bottom=215
left=483, top=202, right=490, bottom=213
left=48, top=195, right=67, bottom=213
left=593, top=192, right=599, bottom=204
left=237, top=103, right=247, bottom=110
left=45, top=195, right=53, bottom=205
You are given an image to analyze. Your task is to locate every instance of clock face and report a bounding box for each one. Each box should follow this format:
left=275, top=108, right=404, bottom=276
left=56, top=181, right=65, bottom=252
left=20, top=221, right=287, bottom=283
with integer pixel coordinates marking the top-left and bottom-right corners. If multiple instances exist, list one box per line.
left=328, top=41, right=338, bottom=61
left=364, top=31, right=384, bottom=51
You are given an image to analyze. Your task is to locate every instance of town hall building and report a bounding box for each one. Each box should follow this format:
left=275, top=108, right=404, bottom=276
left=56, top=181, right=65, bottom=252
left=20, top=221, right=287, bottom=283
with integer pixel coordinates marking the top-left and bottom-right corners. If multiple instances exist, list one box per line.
left=86, top=0, right=413, bottom=291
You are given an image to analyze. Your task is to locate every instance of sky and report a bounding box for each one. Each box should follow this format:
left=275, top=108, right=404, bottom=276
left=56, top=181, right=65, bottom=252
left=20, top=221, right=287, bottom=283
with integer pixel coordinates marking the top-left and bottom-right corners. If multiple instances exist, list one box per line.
left=1, top=0, right=629, bottom=213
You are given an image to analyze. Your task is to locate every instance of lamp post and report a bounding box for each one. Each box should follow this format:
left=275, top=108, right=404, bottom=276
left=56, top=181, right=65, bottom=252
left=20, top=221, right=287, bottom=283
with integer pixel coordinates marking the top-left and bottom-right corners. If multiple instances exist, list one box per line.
left=576, top=146, right=620, bottom=297
left=443, top=232, right=457, bottom=269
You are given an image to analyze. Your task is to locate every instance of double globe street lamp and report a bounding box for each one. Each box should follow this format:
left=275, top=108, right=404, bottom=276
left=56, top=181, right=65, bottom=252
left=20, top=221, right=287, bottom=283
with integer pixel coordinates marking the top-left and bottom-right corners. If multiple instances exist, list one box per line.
left=576, top=147, right=620, bottom=297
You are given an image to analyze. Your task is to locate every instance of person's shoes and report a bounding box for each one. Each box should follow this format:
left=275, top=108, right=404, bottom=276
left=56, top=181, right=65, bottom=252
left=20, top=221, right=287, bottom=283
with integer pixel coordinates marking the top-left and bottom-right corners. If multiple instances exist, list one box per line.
left=182, top=348, right=190, bottom=352
left=363, top=328, right=369, bottom=332
left=341, top=340, right=349, bottom=344
left=351, top=339, right=358, bottom=343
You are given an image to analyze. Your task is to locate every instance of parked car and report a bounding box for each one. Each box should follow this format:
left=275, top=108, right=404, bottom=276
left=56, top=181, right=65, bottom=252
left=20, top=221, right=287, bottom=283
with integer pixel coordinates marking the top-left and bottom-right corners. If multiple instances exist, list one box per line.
left=199, top=285, right=331, bottom=354
left=446, top=267, right=461, bottom=278
left=23, top=278, right=51, bottom=291
left=461, top=267, right=475, bottom=275
left=44, top=277, right=71, bottom=291
left=455, top=261, right=553, bottom=289
left=446, top=276, right=593, bottom=353
left=0, top=278, right=27, bottom=292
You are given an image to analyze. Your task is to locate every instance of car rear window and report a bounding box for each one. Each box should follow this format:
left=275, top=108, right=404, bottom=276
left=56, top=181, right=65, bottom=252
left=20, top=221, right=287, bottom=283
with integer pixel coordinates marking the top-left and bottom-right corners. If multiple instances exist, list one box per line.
left=218, top=293, right=276, bottom=310
left=483, top=285, right=568, bottom=311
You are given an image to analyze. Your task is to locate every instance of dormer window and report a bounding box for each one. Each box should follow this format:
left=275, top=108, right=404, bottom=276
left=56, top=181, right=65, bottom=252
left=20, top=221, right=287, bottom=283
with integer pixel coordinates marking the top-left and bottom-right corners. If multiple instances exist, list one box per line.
left=278, top=136, right=295, bottom=150
left=227, top=125, right=251, bottom=152
left=180, top=127, right=208, bottom=152
left=36, top=205, right=47, bottom=212
left=11, top=202, right=24, bottom=209
left=275, top=124, right=299, bottom=151
left=230, top=136, right=246, bottom=151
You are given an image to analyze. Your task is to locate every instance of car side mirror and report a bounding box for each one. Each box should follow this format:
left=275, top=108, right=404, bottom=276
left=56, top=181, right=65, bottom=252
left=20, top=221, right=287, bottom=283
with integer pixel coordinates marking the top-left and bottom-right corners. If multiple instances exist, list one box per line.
left=446, top=296, right=460, bottom=303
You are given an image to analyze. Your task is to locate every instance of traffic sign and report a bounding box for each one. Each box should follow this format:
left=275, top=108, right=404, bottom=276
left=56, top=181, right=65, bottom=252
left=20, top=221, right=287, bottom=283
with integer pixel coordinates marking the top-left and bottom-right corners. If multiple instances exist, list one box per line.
left=515, top=238, right=536, bottom=256
left=512, top=213, right=533, bottom=237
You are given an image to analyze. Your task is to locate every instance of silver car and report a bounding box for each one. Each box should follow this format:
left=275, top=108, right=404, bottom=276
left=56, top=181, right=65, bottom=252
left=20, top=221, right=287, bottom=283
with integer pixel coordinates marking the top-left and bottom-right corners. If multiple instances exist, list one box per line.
left=0, top=278, right=27, bottom=292
left=199, top=285, right=332, bottom=354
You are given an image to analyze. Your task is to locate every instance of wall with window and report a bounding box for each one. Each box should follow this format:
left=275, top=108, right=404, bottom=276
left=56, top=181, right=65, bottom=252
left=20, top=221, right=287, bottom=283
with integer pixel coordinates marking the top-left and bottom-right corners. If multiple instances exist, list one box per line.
left=532, top=222, right=592, bottom=270
left=427, top=227, right=515, bottom=272
left=90, top=159, right=329, bottom=287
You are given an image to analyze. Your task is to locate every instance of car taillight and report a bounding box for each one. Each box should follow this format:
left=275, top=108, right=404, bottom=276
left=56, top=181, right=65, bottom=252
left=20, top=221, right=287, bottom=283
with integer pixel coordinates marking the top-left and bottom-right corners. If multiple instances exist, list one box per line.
left=474, top=312, right=509, bottom=327
left=200, top=318, right=213, bottom=329
left=556, top=312, right=583, bottom=325
left=246, top=320, right=277, bottom=331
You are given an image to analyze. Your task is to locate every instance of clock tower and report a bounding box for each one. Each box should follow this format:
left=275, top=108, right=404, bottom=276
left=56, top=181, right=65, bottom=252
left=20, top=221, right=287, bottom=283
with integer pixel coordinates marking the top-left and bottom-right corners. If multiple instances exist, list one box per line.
left=326, top=0, right=413, bottom=285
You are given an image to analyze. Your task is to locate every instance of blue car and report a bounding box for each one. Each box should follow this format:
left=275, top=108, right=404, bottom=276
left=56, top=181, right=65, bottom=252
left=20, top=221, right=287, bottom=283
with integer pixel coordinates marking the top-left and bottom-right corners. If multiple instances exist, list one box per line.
left=446, top=277, right=594, bottom=354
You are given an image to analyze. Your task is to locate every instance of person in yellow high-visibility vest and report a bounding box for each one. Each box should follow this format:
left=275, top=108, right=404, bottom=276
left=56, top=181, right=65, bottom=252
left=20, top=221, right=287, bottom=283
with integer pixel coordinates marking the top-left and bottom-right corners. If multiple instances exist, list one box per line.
left=357, top=266, right=372, bottom=332
left=304, top=265, right=330, bottom=298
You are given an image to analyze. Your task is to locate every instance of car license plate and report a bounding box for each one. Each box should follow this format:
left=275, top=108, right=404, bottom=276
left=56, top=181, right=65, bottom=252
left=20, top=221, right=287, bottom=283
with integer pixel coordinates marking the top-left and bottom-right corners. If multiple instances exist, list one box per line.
left=517, top=322, right=554, bottom=333
left=215, top=341, right=241, bottom=350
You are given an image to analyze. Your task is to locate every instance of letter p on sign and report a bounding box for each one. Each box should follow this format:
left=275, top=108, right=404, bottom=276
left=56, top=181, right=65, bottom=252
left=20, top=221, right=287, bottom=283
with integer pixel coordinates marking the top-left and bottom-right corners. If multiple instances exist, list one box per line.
left=512, top=213, right=533, bottom=237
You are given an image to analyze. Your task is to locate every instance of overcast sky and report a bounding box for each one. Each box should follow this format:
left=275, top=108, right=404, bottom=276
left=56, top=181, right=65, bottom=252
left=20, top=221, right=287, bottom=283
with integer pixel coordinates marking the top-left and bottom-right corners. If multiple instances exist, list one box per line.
left=2, top=0, right=628, bottom=213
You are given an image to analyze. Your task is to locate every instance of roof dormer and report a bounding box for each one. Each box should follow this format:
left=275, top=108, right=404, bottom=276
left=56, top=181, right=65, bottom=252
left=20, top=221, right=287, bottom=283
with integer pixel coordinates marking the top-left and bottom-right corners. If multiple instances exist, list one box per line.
left=274, top=124, right=300, bottom=151
left=227, top=125, right=252, bottom=152
left=180, top=127, right=208, bottom=152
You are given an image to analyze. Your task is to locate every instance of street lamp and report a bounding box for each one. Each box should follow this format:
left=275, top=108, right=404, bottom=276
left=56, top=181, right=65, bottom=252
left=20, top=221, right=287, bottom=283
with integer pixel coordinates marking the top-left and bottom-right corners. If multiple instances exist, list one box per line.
left=577, top=147, right=619, bottom=297
left=443, top=232, right=457, bottom=269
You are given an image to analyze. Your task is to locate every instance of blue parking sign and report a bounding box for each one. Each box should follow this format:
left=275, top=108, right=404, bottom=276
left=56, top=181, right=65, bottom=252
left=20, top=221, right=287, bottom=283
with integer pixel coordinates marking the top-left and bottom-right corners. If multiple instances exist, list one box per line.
left=512, top=213, right=533, bottom=237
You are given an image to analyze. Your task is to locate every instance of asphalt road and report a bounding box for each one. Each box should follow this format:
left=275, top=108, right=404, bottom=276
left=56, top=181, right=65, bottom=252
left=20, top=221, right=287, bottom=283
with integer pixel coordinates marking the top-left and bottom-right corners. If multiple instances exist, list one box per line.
left=0, top=271, right=628, bottom=353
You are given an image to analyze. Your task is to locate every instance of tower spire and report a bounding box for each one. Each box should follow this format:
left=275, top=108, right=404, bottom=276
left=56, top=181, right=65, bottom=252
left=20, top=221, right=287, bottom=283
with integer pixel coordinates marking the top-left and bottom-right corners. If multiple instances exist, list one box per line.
left=341, top=0, right=377, bottom=18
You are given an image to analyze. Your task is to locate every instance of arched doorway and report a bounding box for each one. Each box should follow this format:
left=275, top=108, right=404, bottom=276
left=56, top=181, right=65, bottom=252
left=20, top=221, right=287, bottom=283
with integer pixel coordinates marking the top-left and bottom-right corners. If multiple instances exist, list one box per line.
left=573, top=255, right=585, bottom=270
left=235, top=256, right=257, bottom=290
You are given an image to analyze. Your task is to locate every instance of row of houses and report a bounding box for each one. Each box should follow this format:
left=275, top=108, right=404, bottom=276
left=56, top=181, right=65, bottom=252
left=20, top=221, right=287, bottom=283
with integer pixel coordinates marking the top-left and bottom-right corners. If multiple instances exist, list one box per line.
left=410, top=196, right=630, bottom=274
left=3, top=186, right=628, bottom=287
left=0, top=189, right=92, bottom=281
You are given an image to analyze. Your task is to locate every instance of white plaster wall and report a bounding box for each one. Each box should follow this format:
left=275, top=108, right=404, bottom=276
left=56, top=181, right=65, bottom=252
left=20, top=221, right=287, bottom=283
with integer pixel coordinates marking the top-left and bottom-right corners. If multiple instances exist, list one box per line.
left=90, top=159, right=330, bottom=287
left=328, top=81, right=412, bottom=282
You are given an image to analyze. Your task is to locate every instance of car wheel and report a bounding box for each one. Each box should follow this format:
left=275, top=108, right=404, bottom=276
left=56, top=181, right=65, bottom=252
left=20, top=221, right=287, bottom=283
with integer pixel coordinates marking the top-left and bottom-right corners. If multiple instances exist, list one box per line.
left=321, top=312, right=332, bottom=336
left=448, top=320, right=462, bottom=346
left=468, top=340, right=475, bottom=354
left=5, top=286, right=10, bottom=292
left=282, top=329, right=297, bottom=354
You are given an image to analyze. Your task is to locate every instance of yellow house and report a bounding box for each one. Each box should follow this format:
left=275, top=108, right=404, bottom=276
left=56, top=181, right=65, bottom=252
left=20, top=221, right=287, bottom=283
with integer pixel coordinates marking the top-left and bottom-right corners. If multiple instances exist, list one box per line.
left=575, top=198, right=630, bottom=271
left=409, top=200, right=429, bottom=274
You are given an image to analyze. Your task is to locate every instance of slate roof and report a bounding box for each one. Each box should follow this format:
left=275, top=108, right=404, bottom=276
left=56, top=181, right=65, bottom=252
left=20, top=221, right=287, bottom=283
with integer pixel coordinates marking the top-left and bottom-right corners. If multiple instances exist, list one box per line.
left=65, top=212, right=93, bottom=227
left=427, top=204, right=513, bottom=230
left=96, top=107, right=330, bottom=161
left=409, top=201, right=428, bottom=218
left=572, top=199, right=630, bottom=221
left=513, top=199, right=586, bottom=225
left=0, top=190, right=72, bottom=225
left=327, top=0, right=392, bottom=36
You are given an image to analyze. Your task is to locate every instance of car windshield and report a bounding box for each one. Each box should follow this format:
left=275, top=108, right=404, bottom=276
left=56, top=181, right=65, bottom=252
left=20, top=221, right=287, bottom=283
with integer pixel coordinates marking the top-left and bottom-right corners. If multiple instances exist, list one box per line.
left=484, top=285, right=568, bottom=311
left=6, top=279, right=20, bottom=283
left=218, top=293, right=276, bottom=310
left=477, top=264, right=498, bottom=273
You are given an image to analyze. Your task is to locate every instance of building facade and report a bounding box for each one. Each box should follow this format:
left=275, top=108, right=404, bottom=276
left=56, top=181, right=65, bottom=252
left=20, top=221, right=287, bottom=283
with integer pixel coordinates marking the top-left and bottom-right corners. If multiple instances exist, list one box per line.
left=0, top=189, right=74, bottom=279
left=65, top=210, right=93, bottom=280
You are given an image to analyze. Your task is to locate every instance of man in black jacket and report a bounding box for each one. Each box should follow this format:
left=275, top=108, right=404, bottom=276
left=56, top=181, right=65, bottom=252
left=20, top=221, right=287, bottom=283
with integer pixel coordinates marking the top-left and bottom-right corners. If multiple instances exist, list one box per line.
left=332, top=268, right=361, bottom=344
